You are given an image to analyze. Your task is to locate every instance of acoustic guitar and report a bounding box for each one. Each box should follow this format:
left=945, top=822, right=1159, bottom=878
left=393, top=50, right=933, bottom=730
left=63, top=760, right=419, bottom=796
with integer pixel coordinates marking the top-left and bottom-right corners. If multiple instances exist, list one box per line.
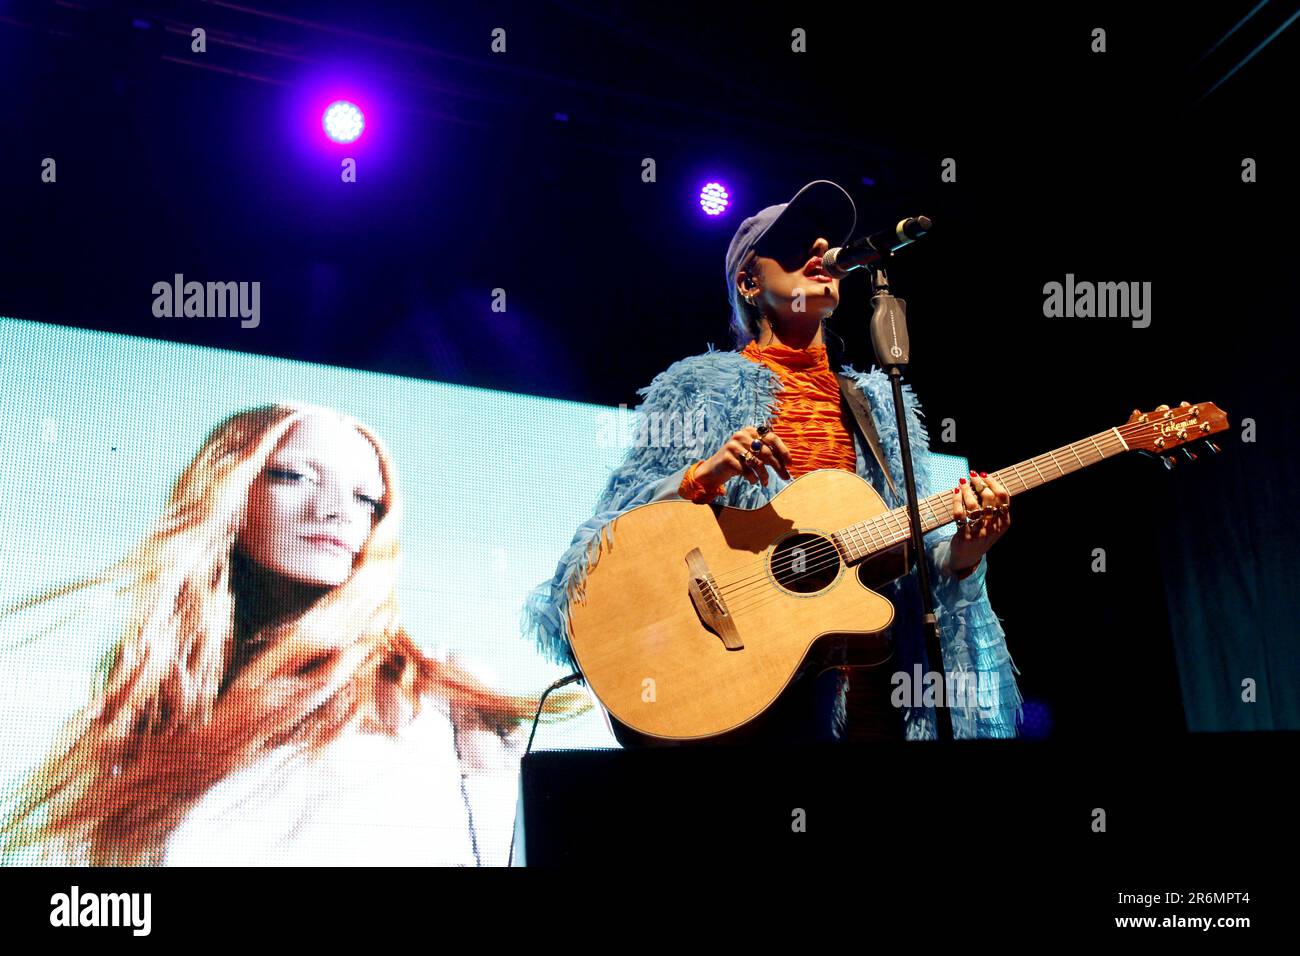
left=567, top=402, right=1229, bottom=741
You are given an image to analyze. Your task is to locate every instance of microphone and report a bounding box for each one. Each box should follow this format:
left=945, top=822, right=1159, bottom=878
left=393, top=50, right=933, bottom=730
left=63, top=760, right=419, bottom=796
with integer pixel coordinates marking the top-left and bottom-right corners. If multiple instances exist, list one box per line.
left=820, top=216, right=933, bottom=278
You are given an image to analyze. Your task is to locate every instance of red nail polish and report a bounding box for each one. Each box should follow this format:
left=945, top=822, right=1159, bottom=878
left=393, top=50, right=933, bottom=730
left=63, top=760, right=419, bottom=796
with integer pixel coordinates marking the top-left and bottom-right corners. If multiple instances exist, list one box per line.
left=969, top=470, right=976, bottom=476
left=980, top=472, right=987, bottom=477
left=953, top=488, right=959, bottom=494
left=959, top=478, right=966, bottom=484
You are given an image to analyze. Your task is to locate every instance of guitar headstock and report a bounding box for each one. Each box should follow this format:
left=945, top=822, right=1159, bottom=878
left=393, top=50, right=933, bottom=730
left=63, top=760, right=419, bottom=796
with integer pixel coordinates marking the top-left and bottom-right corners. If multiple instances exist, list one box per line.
left=1125, top=401, right=1230, bottom=469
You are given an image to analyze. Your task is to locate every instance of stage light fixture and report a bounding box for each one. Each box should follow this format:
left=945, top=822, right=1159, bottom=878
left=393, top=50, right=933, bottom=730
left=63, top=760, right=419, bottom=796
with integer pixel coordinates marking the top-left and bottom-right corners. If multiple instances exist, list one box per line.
left=322, top=101, right=365, bottom=143
left=699, top=182, right=729, bottom=216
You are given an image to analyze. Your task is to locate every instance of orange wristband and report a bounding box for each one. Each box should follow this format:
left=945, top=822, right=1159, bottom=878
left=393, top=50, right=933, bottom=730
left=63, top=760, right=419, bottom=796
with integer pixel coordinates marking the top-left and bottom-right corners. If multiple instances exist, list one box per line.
left=678, top=460, right=726, bottom=503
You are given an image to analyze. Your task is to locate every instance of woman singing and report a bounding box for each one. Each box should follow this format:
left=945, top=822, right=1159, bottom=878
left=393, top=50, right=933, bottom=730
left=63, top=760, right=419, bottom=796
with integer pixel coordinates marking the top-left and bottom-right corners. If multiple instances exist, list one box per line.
left=1, top=402, right=585, bottom=865
left=523, top=180, right=1023, bottom=745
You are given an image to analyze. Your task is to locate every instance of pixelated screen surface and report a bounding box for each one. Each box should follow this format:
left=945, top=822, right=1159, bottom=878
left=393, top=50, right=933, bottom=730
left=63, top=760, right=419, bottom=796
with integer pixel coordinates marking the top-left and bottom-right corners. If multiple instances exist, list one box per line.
left=0, top=316, right=627, bottom=866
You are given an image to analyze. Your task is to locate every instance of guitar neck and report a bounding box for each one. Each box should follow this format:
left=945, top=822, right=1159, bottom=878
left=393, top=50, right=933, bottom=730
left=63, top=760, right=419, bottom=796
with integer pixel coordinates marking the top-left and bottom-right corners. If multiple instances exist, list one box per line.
left=834, top=425, right=1132, bottom=565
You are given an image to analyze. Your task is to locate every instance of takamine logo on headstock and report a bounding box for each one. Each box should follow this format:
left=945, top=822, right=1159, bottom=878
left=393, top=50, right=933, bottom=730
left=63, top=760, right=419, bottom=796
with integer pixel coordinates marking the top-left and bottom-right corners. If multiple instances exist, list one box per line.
left=1127, top=401, right=1230, bottom=469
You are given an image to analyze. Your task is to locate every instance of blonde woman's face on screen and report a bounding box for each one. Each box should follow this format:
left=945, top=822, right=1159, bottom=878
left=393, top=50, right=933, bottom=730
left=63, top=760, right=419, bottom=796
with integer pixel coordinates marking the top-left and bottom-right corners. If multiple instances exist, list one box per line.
left=238, top=416, right=387, bottom=587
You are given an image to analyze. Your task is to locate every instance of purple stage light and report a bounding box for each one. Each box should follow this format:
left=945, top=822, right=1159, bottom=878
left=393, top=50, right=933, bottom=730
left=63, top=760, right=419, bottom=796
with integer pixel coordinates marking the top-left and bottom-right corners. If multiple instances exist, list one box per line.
left=322, top=101, right=365, bottom=143
left=699, top=182, right=730, bottom=216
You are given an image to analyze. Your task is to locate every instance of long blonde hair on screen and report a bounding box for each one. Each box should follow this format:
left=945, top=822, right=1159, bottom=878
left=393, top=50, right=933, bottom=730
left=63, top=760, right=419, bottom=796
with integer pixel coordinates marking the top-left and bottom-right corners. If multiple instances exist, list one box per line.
left=0, top=402, right=585, bottom=865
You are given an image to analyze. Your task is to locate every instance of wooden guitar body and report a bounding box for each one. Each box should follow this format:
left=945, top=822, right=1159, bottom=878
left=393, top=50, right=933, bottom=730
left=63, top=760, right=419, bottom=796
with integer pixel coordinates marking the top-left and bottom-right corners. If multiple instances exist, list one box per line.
left=567, top=470, right=903, bottom=741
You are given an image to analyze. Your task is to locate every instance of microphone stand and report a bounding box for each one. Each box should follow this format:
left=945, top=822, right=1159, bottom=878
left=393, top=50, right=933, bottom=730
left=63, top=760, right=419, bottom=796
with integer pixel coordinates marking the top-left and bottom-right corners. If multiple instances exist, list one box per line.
left=865, top=263, right=954, bottom=741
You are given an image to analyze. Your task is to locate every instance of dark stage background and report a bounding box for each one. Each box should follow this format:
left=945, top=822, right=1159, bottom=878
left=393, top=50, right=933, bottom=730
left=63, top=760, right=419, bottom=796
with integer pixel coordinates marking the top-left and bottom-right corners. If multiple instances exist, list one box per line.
left=2, top=0, right=1296, bottom=744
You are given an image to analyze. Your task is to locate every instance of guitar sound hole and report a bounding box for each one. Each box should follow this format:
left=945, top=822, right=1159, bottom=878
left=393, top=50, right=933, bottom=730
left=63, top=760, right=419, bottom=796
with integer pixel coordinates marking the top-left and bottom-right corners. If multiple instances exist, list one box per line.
left=770, top=532, right=841, bottom=594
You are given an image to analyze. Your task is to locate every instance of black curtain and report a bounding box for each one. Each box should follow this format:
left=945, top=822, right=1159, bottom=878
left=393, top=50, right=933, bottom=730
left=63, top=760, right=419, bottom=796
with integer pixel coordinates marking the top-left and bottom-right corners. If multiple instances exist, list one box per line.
left=1156, top=155, right=1298, bottom=732
left=1160, top=367, right=1299, bottom=731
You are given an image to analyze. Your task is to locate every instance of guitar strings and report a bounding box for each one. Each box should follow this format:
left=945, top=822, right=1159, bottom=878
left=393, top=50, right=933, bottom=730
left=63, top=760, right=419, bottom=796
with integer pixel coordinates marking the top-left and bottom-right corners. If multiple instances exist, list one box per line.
left=721, top=417, right=1208, bottom=612
left=706, top=418, right=1191, bottom=609
left=721, top=468, right=1030, bottom=599
left=718, top=509, right=976, bottom=616
left=718, top=445, right=1133, bottom=607
left=713, top=429, right=1128, bottom=597
left=723, top=549, right=868, bottom=615
left=715, top=520, right=910, bottom=604
left=725, top=528, right=993, bottom=616
left=714, top=417, right=1173, bottom=593
left=712, top=499, right=939, bottom=588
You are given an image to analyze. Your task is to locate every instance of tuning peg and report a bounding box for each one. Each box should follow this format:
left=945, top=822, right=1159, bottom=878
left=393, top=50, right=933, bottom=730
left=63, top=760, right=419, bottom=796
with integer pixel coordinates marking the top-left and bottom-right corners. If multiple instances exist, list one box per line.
left=1163, top=454, right=1177, bottom=470
left=1182, top=447, right=1198, bottom=461
left=1156, top=404, right=1170, bottom=411
left=1179, top=401, right=1190, bottom=407
left=1202, top=439, right=1221, bottom=455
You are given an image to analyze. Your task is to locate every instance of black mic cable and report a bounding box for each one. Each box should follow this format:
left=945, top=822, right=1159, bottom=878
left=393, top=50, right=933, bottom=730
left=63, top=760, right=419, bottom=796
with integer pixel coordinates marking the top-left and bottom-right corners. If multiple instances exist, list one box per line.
left=507, top=670, right=585, bottom=866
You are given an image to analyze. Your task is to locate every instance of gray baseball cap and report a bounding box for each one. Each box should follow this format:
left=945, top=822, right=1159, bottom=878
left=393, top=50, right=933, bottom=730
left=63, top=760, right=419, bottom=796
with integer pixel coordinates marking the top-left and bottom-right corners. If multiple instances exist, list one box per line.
left=725, top=180, right=857, bottom=327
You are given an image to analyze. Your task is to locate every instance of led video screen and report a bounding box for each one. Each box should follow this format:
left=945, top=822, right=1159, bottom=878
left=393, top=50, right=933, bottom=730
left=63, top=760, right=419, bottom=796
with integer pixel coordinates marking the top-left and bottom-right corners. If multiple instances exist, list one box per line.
left=0, top=316, right=623, bottom=866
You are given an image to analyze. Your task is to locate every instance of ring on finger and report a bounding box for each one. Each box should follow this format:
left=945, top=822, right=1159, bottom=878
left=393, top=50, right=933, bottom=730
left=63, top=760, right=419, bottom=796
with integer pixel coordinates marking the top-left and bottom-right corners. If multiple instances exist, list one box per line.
left=751, top=438, right=765, bottom=453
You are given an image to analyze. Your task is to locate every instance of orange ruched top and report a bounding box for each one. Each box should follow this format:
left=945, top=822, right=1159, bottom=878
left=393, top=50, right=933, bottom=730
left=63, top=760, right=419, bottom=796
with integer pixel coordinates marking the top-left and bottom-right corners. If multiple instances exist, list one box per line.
left=740, top=339, right=858, bottom=476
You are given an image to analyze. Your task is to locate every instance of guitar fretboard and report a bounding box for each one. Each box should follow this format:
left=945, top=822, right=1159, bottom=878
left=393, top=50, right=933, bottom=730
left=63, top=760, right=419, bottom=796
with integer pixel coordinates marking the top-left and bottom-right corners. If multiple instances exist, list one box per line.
left=832, top=426, right=1132, bottom=564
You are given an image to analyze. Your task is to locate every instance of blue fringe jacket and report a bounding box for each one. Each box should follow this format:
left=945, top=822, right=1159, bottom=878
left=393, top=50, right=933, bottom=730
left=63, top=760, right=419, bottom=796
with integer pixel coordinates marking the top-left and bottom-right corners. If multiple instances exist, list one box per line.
left=522, top=346, right=1024, bottom=740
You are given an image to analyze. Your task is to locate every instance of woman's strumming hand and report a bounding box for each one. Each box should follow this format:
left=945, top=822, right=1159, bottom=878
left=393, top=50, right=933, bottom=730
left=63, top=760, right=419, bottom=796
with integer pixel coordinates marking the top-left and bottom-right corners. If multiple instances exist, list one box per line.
left=695, top=426, right=793, bottom=489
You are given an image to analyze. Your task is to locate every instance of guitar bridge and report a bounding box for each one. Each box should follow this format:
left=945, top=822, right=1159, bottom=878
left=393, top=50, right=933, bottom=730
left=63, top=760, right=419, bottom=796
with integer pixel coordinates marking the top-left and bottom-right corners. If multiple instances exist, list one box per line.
left=685, top=548, right=743, bottom=650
